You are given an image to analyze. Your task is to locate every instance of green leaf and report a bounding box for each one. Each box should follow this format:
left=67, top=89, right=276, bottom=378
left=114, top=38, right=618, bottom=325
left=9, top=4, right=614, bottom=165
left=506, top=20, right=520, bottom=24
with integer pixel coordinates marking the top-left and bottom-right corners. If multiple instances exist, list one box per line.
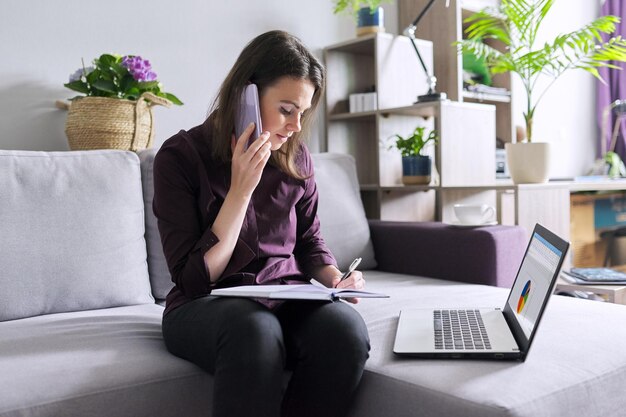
left=123, top=86, right=141, bottom=100
left=92, top=79, right=118, bottom=94
left=390, top=126, right=438, bottom=157
left=65, top=52, right=180, bottom=103
left=120, top=74, right=138, bottom=94
left=86, top=69, right=101, bottom=85
left=97, top=54, right=118, bottom=67
left=63, top=80, right=90, bottom=94
left=332, top=0, right=391, bottom=16
left=109, top=62, right=128, bottom=78
left=138, top=81, right=160, bottom=91
left=459, top=0, right=626, bottom=143
left=162, top=92, right=183, bottom=105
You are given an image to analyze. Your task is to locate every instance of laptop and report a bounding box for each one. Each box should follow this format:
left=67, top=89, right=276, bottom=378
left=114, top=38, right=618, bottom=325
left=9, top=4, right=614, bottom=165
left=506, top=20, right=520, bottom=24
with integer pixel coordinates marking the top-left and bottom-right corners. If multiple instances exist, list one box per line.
left=393, top=223, right=569, bottom=361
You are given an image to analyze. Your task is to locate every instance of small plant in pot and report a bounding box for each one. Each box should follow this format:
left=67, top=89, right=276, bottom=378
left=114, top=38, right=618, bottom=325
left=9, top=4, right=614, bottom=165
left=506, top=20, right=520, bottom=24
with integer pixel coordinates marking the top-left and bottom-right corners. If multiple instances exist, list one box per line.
left=60, top=54, right=183, bottom=152
left=332, top=0, right=391, bottom=36
left=458, top=0, right=626, bottom=184
left=390, top=126, right=438, bottom=185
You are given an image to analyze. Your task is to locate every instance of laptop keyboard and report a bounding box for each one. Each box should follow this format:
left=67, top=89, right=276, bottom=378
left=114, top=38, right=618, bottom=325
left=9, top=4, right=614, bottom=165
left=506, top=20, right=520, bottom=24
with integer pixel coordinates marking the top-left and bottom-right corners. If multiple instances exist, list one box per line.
left=434, top=309, right=492, bottom=350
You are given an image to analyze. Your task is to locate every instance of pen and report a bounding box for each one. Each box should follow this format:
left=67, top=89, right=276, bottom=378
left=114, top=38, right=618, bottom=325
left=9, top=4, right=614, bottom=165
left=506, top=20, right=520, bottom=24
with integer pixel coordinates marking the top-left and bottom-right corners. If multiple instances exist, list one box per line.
left=338, top=257, right=362, bottom=285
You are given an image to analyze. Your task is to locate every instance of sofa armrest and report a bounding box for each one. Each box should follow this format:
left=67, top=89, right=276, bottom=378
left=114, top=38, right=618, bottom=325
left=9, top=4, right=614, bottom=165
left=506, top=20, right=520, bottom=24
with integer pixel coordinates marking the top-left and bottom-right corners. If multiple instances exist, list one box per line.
left=368, top=220, right=528, bottom=288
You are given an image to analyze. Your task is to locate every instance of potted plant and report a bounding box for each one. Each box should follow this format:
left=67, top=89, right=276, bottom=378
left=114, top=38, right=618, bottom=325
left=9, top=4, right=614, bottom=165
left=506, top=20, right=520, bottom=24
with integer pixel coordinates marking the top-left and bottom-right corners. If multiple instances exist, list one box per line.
left=60, top=54, right=183, bottom=151
left=458, top=0, right=626, bottom=183
left=390, top=126, right=438, bottom=185
left=332, top=0, right=391, bottom=36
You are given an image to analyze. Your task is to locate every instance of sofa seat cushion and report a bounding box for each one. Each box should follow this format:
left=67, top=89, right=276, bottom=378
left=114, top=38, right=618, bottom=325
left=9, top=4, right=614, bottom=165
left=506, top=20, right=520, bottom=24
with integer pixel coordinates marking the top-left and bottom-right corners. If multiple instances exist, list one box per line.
left=0, top=304, right=211, bottom=417
left=0, top=150, right=154, bottom=321
left=349, top=271, right=626, bottom=417
left=4, top=274, right=625, bottom=417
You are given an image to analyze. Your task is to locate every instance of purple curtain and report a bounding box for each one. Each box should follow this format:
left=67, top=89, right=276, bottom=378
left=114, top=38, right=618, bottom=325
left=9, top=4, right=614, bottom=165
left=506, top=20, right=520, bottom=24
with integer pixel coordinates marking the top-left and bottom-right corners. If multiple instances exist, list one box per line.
left=597, top=0, right=626, bottom=160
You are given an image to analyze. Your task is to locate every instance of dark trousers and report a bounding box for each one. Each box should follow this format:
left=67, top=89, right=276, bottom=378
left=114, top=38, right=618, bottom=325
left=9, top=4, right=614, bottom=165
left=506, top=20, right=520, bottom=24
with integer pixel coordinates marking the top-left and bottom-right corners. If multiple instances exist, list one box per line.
left=162, top=296, right=370, bottom=417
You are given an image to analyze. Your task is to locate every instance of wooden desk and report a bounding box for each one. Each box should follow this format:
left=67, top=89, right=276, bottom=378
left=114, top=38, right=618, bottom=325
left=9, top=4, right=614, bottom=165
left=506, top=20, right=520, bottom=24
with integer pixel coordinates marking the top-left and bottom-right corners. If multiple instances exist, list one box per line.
left=499, top=178, right=626, bottom=237
left=440, top=178, right=626, bottom=269
left=555, top=278, right=626, bottom=305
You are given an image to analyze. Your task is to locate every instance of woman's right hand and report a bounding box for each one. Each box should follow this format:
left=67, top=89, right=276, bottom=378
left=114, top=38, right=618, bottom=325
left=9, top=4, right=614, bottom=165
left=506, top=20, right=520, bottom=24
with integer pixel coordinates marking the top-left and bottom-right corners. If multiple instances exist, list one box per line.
left=203, top=123, right=270, bottom=281
left=230, top=122, right=272, bottom=199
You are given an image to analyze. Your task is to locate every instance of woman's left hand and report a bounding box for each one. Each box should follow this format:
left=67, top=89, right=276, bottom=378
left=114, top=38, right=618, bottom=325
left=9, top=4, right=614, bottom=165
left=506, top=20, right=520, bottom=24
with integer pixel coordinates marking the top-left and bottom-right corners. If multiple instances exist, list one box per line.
left=332, top=270, right=365, bottom=304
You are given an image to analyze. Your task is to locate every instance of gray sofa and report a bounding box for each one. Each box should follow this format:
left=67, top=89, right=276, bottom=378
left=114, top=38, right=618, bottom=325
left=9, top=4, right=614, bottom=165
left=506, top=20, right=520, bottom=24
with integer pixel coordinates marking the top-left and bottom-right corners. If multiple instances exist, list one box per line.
left=2, top=149, right=626, bottom=417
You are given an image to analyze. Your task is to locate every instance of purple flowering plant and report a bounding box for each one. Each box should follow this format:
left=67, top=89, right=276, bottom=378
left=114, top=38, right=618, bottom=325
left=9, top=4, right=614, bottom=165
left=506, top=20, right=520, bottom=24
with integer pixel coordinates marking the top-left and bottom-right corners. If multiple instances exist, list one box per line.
left=64, top=54, right=182, bottom=105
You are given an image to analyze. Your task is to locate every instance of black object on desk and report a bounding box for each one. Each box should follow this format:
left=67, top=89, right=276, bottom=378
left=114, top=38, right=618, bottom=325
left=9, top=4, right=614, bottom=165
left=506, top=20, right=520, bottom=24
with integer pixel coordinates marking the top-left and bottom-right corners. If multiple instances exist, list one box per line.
left=600, top=226, right=626, bottom=266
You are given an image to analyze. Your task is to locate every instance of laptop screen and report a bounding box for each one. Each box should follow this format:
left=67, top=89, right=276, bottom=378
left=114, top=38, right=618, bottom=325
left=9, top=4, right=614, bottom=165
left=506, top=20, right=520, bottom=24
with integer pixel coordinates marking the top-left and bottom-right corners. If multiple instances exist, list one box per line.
left=505, top=231, right=564, bottom=339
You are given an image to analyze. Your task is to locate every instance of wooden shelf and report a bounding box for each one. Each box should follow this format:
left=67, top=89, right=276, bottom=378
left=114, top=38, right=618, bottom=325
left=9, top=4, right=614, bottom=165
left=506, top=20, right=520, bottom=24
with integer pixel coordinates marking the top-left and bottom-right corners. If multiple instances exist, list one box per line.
left=330, top=103, right=438, bottom=120
left=462, top=90, right=511, bottom=103
left=380, top=185, right=437, bottom=192
left=328, top=111, right=378, bottom=121
left=400, top=0, right=515, bottom=143
left=331, top=100, right=498, bottom=121
left=325, top=34, right=496, bottom=222
left=323, top=33, right=379, bottom=54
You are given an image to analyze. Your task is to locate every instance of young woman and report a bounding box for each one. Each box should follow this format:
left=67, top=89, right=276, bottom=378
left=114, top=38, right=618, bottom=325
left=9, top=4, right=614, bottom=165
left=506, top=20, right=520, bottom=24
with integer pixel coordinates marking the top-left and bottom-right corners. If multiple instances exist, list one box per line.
left=153, top=30, right=370, bottom=417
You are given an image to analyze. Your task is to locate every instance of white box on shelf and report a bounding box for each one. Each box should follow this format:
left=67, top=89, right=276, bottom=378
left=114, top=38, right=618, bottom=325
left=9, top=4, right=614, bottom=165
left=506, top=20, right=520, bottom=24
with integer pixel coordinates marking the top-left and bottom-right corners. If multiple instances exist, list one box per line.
left=362, top=92, right=378, bottom=111
left=349, top=93, right=360, bottom=113
left=349, top=92, right=378, bottom=113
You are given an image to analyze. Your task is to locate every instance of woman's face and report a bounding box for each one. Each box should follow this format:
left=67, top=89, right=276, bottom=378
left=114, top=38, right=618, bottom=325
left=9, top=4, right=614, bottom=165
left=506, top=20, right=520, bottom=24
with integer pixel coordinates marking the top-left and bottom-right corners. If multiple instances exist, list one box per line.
left=259, top=77, right=315, bottom=151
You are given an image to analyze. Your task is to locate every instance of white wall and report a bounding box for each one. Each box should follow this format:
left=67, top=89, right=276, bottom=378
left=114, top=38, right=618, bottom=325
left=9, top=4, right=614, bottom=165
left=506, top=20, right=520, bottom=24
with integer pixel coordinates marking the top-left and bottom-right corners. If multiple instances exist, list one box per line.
left=0, top=0, right=596, bottom=178
left=0, top=0, right=396, bottom=153
left=511, top=0, right=600, bottom=178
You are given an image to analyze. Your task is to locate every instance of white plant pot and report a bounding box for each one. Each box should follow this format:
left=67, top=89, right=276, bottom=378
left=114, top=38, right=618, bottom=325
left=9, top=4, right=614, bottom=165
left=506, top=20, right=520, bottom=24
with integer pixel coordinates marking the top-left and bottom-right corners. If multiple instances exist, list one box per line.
left=505, top=142, right=551, bottom=184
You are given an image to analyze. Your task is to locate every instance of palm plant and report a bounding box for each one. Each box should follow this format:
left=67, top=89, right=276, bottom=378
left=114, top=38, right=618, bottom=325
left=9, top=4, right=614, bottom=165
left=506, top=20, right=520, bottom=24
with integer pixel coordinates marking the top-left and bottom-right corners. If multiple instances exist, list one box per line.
left=458, top=0, right=626, bottom=143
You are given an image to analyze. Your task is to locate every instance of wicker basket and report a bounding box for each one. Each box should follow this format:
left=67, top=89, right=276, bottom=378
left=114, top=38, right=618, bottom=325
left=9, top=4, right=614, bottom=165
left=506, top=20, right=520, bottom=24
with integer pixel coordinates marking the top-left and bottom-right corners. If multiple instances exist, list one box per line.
left=64, top=92, right=171, bottom=152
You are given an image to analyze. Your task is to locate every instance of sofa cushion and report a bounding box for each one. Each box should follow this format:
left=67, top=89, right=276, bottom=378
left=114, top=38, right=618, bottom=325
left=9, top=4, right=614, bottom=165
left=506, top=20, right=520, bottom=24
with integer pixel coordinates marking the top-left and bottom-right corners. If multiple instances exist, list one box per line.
left=0, top=150, right=153, bottom=321
left=138, top=149, right=173, bottom=301
left=0, top=304, right=212, bottom=417
left=4, top=273, right=625, bottom=417
left=311, top=153, right=376, bottom=271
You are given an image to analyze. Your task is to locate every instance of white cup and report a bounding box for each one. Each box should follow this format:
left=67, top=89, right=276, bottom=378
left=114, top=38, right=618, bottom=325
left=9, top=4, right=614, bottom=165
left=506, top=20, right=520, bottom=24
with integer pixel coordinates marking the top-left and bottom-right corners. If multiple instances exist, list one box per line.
left=453, top=204, right=495, bottom=225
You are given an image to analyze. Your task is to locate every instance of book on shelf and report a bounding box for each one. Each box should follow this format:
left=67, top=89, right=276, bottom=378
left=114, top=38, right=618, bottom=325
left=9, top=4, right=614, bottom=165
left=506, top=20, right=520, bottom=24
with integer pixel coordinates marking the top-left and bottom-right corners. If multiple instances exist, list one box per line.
left=561, top=268, right=626, bottom=285
left=211, top=283, right=389, bottom=301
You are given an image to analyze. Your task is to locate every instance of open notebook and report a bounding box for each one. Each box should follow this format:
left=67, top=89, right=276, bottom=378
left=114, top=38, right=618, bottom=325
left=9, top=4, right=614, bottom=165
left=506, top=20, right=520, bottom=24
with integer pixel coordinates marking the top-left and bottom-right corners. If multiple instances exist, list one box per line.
left=211, top=283, right=388, bottom=302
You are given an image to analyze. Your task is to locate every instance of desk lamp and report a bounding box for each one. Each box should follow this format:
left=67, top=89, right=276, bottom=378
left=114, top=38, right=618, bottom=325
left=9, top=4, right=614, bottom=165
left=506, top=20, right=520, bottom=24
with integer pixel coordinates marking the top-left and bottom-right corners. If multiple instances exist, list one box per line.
left=403, top=0, right=449, bottom=103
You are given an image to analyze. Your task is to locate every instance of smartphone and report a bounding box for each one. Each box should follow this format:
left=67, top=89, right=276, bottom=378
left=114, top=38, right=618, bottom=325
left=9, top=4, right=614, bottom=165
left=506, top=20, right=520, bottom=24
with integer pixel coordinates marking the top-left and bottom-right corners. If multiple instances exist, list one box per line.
left=234, top=84, right=263, bottom=150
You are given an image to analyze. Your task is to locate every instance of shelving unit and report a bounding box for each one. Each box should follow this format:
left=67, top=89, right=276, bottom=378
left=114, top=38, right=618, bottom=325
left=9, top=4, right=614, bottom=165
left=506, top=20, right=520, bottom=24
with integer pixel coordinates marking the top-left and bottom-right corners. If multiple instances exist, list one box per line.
left=324, top=33, right=496, bottom=222
left=399, top=0, right=515, bottom=145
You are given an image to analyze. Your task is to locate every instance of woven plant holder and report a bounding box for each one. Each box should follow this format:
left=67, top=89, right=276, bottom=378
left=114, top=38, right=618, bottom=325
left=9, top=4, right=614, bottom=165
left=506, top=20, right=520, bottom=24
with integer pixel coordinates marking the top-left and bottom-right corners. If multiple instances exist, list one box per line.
left=63, top=92, right=171, bottom=152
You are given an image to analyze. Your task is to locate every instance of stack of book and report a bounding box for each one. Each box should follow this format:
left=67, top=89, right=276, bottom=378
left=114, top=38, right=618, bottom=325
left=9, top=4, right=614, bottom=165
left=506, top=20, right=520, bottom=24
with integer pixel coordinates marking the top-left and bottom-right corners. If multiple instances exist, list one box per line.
left=561, top=267, right=626, bottom=285
left=348, top=92, right=378, bottom=113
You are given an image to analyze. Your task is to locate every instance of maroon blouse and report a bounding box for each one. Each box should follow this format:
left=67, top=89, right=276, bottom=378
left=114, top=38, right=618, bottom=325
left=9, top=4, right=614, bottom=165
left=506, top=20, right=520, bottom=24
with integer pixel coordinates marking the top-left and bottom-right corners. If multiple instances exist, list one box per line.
left=152, top=122, right=337, bottom=315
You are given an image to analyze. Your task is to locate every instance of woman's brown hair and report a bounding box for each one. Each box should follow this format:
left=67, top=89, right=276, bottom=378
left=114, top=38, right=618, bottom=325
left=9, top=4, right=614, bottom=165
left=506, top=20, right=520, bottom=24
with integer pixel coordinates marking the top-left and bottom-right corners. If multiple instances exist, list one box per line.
left=206, top=30, right=325, bottom=179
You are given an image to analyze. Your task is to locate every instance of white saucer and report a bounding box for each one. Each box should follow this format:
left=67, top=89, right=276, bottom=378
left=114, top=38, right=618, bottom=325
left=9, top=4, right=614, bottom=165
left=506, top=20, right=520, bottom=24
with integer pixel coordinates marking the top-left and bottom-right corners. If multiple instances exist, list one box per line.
left=448, top=220, right=498, bottom=228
